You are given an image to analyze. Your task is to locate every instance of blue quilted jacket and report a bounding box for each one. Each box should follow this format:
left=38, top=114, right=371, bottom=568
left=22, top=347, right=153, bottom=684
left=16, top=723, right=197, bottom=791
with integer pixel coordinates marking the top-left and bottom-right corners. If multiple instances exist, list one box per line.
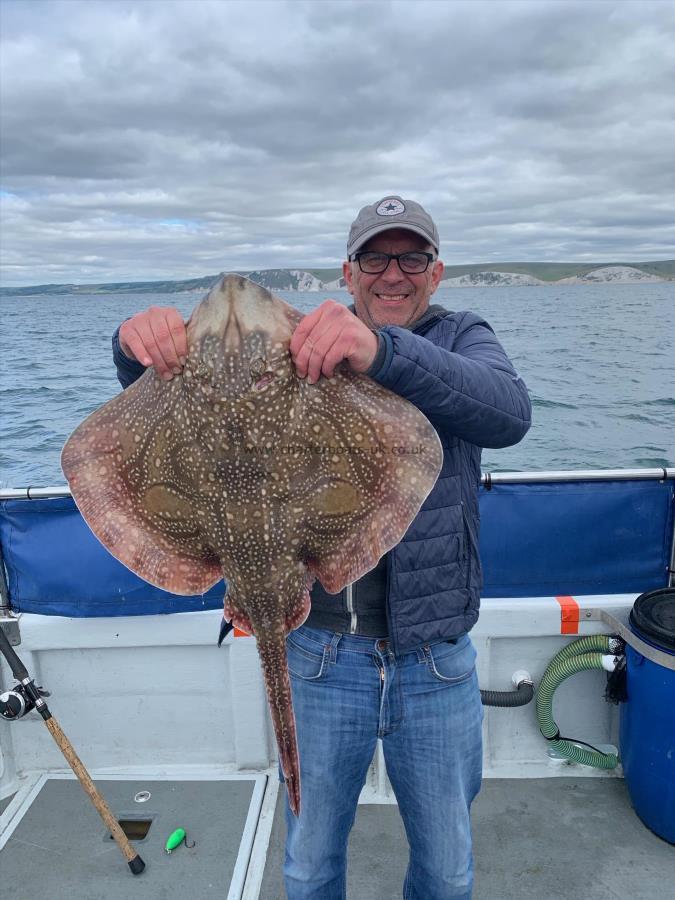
left=366, top=308, right=531, bottom=654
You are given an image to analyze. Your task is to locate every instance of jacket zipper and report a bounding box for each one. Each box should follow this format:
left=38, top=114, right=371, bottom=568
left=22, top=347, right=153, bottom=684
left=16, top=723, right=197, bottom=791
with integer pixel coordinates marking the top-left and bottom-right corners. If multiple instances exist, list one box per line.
left=345, top=583, right=357, bottom=634
left=385, top=553, right=397, bottom=656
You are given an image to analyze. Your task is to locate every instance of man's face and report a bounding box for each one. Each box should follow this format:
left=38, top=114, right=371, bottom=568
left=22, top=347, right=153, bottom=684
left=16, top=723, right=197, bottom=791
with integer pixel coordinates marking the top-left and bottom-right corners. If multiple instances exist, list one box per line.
left=343, top=228, right=444, bottom=330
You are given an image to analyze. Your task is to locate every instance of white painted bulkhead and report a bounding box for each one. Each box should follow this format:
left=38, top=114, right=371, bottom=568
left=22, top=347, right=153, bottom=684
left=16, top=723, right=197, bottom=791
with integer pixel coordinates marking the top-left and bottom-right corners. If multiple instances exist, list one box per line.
left=0, top=592, right=634, bottom=805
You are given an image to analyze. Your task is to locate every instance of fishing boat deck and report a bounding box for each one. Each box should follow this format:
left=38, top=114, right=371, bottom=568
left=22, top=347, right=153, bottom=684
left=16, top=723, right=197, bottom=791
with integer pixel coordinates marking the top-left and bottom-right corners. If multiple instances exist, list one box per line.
left=1, top=769, right=672, bottom=899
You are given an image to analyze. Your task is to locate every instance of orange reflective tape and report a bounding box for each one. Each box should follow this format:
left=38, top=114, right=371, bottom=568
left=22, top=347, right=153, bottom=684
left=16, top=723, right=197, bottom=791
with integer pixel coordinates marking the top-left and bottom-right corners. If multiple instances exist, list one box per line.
left=555, top=595, right=579, bottom=634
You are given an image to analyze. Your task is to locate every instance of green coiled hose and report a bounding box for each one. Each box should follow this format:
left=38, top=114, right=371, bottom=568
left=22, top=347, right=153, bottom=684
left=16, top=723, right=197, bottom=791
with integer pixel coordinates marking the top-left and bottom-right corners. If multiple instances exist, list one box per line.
left=536, top=634, right=620, bottom=769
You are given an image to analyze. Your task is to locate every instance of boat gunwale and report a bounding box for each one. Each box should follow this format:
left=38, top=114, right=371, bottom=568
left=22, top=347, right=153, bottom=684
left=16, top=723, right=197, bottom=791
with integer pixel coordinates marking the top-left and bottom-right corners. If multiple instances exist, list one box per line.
left=1, top=467, right=674, bottom=500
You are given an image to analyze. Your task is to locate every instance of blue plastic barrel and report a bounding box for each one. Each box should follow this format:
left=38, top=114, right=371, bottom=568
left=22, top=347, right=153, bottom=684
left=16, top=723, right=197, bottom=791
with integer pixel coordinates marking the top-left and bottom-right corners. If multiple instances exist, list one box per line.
left=619, top=588, right=675, bottom=844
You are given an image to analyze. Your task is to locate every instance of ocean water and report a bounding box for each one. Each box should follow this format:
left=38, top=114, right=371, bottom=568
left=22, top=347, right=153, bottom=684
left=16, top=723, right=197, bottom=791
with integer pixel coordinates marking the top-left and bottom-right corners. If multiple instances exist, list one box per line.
left=1, top=282, right=673, bottom=488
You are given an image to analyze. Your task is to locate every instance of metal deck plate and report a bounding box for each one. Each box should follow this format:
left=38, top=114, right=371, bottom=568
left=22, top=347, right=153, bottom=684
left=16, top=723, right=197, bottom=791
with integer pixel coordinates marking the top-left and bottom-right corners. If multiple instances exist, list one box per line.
left=1, top=776, right=262, bottom=900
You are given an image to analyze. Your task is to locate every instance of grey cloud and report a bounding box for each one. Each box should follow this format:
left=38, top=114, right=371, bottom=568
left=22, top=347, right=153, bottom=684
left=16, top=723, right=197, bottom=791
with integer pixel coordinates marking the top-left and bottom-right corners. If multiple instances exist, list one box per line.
left=1, top=0, right=674, bottom=285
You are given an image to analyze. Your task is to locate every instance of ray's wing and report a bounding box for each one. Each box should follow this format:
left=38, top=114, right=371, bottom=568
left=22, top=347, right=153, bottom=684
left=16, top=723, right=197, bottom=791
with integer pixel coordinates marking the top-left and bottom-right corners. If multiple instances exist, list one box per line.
left=61, top=370, right=222, bottom=596
left=292, top=370, right=443, bottom=593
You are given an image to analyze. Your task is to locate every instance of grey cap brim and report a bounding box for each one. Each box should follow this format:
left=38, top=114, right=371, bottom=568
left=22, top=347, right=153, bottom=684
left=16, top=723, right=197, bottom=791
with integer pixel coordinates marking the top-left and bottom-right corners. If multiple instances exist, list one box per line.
left=348, top=222, right=439, bottom=256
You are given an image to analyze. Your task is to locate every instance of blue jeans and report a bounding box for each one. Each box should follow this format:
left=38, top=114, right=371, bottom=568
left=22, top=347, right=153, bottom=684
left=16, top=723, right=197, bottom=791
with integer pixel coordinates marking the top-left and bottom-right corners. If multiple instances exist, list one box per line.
left=282, top=625, right=484, bottom=900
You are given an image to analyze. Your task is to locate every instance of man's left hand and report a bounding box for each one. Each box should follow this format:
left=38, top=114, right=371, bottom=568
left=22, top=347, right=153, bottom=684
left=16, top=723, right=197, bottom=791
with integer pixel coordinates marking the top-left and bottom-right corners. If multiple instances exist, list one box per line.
left=290, top=300, right=378, bottom=384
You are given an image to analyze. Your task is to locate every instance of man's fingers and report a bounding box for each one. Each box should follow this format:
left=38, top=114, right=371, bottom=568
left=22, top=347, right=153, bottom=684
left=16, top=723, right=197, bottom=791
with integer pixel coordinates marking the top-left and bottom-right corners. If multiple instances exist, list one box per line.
left=293, top=334, right=316, bottom=379
left=289, top=308, right=322, bottom=363
left=304, top=339, right=327, bottom=384
left=149, top=312, right=184, bottom=374
left=320, top=342, right=351, bottom=380
left=291, top=301, right=345, bottom=377
left=304, top=324, right=351, bottom=384
left=119, top=306, right=187, bottom=380
left=119, top=325, right=153, bottom=367
left=166, top=308, right=188, bottom=364
left=134, top=320, right=174, bottom=379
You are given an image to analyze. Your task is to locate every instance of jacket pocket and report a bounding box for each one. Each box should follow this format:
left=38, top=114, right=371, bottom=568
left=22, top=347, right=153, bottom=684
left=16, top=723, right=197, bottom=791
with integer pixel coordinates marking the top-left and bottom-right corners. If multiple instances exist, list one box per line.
left=461, top=501, right=479, bottom=588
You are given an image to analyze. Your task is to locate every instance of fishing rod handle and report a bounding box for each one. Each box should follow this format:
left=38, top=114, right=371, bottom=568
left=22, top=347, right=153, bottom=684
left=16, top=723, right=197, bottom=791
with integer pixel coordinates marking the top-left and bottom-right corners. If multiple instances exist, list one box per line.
left=0, top=626, right=29, bottom=681
left=44, top=716, right=145, bottom=875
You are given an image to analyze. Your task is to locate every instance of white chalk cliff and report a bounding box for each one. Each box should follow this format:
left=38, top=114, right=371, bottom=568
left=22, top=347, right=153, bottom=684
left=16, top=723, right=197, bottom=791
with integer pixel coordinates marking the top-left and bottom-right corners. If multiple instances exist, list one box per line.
left=246, top=266, right=668, bottom=291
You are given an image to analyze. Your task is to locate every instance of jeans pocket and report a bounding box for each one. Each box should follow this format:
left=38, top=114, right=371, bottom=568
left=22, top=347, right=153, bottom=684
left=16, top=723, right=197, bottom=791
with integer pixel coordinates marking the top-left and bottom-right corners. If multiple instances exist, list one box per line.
left=424, top=635, right=476, bottom=684
left=287, top=633, right=329, bottom=680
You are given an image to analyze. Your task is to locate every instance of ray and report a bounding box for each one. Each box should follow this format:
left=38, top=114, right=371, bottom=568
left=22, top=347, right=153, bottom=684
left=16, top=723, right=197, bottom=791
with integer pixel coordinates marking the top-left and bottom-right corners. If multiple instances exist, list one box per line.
left=62, top=274, right=443, bottom=814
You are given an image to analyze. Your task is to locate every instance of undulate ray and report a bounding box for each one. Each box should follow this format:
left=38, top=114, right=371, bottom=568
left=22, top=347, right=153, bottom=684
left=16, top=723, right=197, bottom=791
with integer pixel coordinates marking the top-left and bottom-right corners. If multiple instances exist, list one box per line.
left=62, top=274, right=443, bottom=814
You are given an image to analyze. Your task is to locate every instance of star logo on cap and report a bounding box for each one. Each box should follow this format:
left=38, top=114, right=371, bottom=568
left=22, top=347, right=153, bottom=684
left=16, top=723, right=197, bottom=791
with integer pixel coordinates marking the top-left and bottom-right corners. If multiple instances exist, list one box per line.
left=376, top=198, right=405, bottom=217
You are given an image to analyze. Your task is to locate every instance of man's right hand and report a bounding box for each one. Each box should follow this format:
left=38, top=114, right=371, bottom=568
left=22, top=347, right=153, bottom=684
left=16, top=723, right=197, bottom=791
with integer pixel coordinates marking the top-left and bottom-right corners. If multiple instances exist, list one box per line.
left=119, top=306, right=188, bottom=381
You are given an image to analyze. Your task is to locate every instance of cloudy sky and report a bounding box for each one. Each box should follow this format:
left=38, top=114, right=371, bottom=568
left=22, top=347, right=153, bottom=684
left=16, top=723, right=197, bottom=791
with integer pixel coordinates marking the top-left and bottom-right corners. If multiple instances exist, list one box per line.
left=1, top=0, right=674, bottom=286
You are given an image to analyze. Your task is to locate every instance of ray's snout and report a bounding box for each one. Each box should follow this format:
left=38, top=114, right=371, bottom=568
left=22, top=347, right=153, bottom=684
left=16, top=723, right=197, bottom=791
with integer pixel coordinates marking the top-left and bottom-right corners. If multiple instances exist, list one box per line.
left=197, top=274, right=278, bottom=349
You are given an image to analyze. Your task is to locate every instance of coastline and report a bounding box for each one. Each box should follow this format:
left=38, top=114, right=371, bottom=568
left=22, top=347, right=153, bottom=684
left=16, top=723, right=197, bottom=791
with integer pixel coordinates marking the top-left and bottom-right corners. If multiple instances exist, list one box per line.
left=2, top=262, right=674, bottom=297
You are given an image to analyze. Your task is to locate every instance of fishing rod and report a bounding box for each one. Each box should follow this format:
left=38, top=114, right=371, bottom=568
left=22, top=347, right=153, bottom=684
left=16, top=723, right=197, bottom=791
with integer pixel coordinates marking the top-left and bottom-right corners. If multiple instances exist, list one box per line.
left=0, top=625, right=145, bottom=875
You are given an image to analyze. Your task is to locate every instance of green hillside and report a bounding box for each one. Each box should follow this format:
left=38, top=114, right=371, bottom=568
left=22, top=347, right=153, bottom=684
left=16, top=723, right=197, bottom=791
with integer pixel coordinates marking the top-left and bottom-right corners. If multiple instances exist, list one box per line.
left=307, top=268, right=343, bottom=282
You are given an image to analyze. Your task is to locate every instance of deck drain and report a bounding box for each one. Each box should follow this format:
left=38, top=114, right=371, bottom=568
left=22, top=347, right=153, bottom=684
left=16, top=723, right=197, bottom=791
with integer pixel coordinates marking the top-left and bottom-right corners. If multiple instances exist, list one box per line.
left=110, top=818, right=153, bottom=841
left=134, top=790, right=151, bottom=803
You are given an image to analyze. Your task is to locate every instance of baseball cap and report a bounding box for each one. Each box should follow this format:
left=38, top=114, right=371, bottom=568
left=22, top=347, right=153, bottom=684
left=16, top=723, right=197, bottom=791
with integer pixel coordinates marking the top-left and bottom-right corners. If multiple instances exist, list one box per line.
left=347, top=195, right=440, bottom=257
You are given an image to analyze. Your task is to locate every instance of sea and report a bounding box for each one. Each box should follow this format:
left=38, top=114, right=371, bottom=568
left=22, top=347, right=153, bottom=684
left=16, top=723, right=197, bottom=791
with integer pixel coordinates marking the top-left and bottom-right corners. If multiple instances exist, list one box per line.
left=1, top=282, right=673, bottom=489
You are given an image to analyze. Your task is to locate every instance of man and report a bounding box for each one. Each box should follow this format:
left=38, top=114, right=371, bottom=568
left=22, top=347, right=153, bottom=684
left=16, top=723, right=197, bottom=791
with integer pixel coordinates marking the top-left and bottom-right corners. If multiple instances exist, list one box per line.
left=113, top=196, right=532, bottom=900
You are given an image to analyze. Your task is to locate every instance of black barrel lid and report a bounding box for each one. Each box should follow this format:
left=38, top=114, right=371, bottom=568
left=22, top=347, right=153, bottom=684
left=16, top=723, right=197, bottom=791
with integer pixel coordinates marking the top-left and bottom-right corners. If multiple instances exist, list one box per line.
left=629, top=588, right=675, bottom=652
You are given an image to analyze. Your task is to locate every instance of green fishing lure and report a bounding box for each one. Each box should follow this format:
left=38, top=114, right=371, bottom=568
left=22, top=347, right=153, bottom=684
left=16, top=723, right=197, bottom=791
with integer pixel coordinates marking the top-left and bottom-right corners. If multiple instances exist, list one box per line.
left=165, top=827, right=195, bottom=853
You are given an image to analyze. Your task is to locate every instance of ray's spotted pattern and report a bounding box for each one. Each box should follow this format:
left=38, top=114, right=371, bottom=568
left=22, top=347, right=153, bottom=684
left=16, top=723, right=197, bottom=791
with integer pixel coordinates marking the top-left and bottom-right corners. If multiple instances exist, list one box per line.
left=62, top=275, right=443, bottom=814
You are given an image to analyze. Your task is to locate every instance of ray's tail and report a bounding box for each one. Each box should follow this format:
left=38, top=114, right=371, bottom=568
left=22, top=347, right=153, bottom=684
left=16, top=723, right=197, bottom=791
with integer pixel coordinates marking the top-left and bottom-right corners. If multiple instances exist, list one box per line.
left=255, top=633, right=301, bottom=815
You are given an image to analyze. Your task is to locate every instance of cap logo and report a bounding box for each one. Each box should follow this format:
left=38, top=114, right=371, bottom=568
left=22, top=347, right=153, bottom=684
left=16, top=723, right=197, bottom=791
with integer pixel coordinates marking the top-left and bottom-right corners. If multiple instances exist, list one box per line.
left=376, top=199, right=405, bottom=217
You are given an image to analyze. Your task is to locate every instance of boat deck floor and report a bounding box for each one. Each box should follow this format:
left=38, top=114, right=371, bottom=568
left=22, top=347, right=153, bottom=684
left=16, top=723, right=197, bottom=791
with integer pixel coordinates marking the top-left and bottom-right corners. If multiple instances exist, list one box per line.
left=1, top=774, right=672, bottom=899
left=262, top=776, right=673, bottom=900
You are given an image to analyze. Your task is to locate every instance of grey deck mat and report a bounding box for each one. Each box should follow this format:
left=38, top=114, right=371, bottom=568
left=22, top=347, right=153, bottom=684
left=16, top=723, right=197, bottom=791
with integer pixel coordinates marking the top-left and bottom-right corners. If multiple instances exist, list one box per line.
left=261, top=777, right=674, bottom=899
left=1, top=778, right=255, bottom=900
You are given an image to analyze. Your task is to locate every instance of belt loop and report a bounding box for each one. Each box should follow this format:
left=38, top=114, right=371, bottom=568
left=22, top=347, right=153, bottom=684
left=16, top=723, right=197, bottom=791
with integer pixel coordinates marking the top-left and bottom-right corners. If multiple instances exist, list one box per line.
left=416, top=645, right=429, bottom=664
left=328, top=632, right=341, bottom=662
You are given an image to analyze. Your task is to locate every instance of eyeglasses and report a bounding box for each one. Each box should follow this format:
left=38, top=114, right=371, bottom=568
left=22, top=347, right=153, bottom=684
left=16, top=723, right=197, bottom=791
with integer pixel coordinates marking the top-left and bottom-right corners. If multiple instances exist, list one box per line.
left=350, top=251, right=435, bottom=275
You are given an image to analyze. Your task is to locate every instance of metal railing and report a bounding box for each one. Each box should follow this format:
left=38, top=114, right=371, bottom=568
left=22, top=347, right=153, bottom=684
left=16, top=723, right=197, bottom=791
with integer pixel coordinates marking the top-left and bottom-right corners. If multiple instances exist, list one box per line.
left=1, top=467, right=673, bottom=500
left=481, top=467, right=675, bottom=484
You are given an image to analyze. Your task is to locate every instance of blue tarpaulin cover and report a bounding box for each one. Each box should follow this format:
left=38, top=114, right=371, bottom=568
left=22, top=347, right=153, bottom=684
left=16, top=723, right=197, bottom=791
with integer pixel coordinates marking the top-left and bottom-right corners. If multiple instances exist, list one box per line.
left=479, top=478, right=673, bottom=597
left=1, top=477, right=673, bottom=616
left=0, top=497, right=224, bottom=616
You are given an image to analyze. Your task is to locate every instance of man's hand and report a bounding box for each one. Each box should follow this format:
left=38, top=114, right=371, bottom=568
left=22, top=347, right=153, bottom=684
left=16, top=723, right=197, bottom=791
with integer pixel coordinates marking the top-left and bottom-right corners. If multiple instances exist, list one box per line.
left=119, top=306, right=188, bottom=381
left=290, top=300, right=378, bottom=384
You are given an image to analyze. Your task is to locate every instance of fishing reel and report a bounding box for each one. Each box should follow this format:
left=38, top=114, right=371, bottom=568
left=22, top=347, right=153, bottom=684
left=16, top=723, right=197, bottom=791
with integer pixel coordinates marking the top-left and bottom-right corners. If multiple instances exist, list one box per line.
left=0, top=681, right=50, bottom=720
